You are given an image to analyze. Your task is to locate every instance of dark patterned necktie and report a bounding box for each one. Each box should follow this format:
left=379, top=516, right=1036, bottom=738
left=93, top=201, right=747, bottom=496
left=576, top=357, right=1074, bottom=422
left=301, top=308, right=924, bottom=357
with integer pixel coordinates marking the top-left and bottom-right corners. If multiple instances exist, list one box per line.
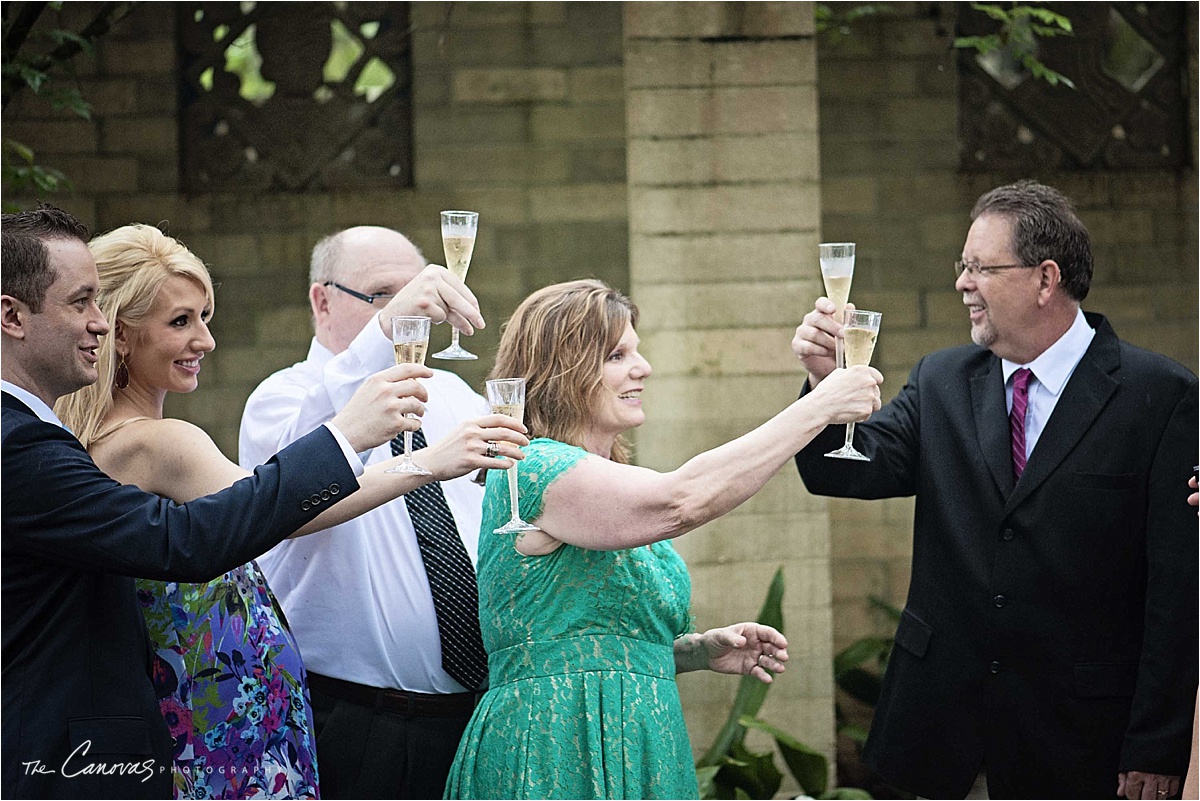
left=392, top=429, right=488, bottom=690
left=1010, top=367, right=1033, bottom=481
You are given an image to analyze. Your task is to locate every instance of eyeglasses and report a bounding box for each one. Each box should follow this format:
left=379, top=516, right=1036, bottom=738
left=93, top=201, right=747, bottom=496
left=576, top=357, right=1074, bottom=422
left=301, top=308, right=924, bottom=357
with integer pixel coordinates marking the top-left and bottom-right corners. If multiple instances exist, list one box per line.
left=323, top=281, right=395, bottom=305
left=953, top=260, right=1038, bottom=278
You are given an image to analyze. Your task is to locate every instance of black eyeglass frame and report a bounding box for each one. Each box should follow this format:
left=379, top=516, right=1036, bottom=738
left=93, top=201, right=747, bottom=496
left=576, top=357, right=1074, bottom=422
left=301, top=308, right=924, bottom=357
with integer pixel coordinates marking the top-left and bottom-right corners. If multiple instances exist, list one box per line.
left=953, top=260, right=1039, bottom=278
left=323, top=281, right=396, bottom=305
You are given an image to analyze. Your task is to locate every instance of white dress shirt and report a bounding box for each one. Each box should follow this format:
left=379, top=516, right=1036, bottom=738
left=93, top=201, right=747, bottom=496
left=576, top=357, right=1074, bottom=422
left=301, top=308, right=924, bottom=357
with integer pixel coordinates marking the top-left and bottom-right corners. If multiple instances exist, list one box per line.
left=2, top=380, right=66, bottom=427
left=239, top=318, right=488, bottom=694
left=1002, top=307, right=1096, bottom=462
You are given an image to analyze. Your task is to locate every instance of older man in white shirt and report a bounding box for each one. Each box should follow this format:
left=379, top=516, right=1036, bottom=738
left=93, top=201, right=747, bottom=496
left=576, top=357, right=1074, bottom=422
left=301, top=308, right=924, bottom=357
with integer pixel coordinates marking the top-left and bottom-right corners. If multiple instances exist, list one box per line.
left=239, top=226, right=491, bottom=799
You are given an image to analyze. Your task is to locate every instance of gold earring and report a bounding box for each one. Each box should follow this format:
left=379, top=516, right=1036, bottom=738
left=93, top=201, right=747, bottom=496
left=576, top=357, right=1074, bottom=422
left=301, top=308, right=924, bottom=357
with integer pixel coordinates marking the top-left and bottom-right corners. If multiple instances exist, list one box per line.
left=114, top=354, right=130, bottom=389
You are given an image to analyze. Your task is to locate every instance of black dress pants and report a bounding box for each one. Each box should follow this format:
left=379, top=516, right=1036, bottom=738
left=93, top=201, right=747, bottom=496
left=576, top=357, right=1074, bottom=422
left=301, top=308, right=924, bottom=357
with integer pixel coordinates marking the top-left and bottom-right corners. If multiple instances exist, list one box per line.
left=308, top=673, right=475, bottom=800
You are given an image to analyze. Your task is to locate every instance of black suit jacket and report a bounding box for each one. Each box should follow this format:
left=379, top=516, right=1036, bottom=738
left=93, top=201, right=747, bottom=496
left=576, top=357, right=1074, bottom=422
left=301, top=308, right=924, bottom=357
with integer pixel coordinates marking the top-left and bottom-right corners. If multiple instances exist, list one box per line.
left=795, top=313, right=1198, bottom=799
left=1, top=392, right=358, bottom=799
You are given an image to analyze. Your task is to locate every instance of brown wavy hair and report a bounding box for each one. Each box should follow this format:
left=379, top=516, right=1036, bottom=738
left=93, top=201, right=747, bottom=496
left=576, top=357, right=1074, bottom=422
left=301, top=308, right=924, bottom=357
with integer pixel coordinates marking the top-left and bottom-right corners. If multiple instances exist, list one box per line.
left=489, top=279, right=638, bottom=464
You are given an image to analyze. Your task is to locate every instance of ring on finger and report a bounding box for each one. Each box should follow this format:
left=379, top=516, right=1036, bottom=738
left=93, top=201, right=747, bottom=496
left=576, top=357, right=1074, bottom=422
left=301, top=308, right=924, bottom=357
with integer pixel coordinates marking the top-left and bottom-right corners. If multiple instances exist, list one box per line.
left=485, top=441, right=501, bottom=459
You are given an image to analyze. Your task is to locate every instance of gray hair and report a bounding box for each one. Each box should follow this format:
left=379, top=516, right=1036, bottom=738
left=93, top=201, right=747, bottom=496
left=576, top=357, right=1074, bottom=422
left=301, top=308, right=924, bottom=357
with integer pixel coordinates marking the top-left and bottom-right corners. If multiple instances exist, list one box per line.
left=309, top=231, right=343, bottom=285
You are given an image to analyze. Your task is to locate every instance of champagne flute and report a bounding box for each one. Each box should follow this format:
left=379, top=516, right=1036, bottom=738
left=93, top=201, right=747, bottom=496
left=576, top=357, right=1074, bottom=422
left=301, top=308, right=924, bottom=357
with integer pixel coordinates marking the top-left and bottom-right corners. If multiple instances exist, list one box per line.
left=825, top=309, right=881, bottom=462
left=433, top=210, right=479, bottom=361
left=819, top=242, right=855, bottom=369
left=386, top=315, right=433, bottom=475
left=486, top=378, right=539, bottom=535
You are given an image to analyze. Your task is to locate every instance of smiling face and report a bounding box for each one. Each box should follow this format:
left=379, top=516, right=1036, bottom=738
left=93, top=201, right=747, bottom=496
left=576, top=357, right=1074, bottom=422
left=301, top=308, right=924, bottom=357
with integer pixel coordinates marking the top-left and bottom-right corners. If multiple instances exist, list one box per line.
left=18, top=238, right=111, bottom=403
left=120, top=274, right=215, bottom=398
left=955, top=213, right=1047, bottom=363
left=584, top=321, right=652, bottom=454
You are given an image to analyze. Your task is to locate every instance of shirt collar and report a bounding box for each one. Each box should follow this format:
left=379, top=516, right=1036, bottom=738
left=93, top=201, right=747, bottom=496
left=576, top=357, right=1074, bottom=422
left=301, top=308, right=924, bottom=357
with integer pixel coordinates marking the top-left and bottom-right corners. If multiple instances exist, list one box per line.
left=1001, top=307, right=1095, bottom=395
left=1, top=379, right=66, bottom=427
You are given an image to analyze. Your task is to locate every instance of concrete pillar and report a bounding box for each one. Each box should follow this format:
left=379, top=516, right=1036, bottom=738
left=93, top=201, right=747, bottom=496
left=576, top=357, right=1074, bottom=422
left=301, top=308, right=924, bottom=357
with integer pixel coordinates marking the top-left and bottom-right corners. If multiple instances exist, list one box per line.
left=623, top=1, right=834, bottom=787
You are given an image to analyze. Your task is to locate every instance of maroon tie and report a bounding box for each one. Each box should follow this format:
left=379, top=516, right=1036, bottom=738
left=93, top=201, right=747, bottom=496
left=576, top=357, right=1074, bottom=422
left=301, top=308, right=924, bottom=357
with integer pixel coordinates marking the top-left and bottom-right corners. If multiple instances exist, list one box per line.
left=1010, top=368, right=1032, bottom=480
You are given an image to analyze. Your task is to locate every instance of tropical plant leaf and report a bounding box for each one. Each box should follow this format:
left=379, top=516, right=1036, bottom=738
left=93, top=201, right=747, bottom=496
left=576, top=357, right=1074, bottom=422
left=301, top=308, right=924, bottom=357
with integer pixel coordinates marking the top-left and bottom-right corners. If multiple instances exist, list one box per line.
left=696, top=765, right=721, bottom=798
left=740, top=716, right=829, bottom=797
left=833, top=636, right=892, bottom=678
left=714, top=740, right=783, bottom=800
left=822, top=787, right=874, bottom=799
left=837, top=723, right=871, bottom=747
left=834, top=667, right=884, bottom=707
left=697, top=567, right=785, bottom=768
left=867, top=596, right=902, bottom=621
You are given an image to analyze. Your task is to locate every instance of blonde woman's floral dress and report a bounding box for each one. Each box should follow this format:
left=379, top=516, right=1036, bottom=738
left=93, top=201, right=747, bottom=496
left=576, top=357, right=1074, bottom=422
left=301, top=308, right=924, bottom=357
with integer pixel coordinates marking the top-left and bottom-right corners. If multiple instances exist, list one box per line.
left=445, top=438, right=698, bottom=800
left=137, top=561, right=319, bottom=800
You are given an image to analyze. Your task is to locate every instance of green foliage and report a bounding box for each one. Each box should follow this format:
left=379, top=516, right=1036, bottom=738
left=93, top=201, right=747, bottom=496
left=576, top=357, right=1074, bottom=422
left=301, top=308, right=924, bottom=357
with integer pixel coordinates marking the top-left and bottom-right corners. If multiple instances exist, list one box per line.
left=832, top=598, right=900, bottom=754
left=2, top=2, right=139, bottom=208
left=696, top=568, right=872, bottom=800
left=954, top=3, right=1076, bottom=89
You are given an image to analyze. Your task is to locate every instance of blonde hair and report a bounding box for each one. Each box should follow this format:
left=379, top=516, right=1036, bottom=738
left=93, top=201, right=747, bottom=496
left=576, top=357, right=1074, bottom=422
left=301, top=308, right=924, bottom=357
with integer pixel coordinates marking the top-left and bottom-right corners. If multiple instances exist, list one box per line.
left=490, top=279, right=638, bottom=464
left=55, top=224, right=215, bottom=448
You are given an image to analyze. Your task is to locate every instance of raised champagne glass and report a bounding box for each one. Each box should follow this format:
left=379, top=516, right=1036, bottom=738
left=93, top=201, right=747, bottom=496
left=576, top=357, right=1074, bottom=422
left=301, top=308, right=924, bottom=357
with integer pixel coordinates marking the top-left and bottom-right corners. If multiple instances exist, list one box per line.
left=486, top=378, right=539, bottom=535
left=386, top=315, right=433, bottom=475
left=433, top=210, right=479, bottom=361
left=825, top=308, right=881, bottom=462
left=819, top=242, right=855, bottom=369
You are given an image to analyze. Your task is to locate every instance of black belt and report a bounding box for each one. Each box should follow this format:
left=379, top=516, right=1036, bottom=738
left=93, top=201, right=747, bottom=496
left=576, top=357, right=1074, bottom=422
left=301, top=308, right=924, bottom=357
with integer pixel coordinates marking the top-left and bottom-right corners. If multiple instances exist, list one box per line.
left=307, top=672, right=478, bottom=718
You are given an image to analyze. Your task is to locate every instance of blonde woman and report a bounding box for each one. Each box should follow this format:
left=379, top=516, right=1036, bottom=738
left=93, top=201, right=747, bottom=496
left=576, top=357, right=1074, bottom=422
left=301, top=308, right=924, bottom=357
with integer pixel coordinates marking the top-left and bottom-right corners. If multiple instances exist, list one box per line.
left=445, top=279, right=883, bottom=800
left=56, top=224, right=527, bottom=799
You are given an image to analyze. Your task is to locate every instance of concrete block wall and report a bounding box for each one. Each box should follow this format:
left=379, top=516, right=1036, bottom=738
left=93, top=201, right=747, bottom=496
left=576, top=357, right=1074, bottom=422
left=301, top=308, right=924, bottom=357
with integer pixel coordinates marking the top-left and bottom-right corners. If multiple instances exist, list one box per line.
left=8, top=1, right=629, bottom=458
left=815, top=1, right=1200, bottom=751
left=624, top=1, right=835, bottom=783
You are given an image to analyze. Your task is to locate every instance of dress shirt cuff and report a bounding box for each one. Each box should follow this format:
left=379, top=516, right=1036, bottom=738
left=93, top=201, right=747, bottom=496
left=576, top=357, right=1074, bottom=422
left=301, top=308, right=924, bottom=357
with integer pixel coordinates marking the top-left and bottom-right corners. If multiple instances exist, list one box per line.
left=323, top=421, right=367, bottom=476
left=350, top=312, right=397, bottom=372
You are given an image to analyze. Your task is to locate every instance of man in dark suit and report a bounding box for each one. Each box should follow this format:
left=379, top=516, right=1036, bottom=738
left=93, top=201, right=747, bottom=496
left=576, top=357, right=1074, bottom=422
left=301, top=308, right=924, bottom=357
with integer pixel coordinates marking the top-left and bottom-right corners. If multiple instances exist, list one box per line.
left=792, top=181, right=1197, bottom=799
left=0, top=206, right=426, bottom=799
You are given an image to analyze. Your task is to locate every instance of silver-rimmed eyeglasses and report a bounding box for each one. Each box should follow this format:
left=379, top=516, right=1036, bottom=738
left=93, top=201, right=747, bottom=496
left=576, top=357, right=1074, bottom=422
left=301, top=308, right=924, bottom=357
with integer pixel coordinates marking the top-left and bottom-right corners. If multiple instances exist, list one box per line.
left=953, top=260, right=1037, bottom=278
left=323, top=281, right=395, bottom=305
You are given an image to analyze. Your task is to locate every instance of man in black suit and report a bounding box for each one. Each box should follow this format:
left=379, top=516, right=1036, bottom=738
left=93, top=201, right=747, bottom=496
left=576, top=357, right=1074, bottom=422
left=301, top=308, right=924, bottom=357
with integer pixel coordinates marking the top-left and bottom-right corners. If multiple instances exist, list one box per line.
left=0, top=206, right=426, bottom=799
left=793, top=181, right=1197, bottom=799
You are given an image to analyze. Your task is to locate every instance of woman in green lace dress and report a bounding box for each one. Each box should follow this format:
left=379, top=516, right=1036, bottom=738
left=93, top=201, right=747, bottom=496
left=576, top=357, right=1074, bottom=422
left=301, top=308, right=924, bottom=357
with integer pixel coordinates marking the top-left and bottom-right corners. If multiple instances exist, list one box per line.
left=444, top=280, right=883, bottom=800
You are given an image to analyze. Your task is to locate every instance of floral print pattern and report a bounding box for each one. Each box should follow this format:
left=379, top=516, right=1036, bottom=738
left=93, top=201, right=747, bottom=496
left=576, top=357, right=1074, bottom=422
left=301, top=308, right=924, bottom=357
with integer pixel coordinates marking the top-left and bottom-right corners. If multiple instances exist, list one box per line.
left=138, top=560, right=319, bottom=799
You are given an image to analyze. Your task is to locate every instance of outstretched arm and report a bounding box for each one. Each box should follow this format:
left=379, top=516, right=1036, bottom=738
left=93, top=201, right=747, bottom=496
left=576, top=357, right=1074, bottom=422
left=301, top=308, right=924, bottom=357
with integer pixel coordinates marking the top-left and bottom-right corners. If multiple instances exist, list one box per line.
left=530, top=365, right=882, bottom=552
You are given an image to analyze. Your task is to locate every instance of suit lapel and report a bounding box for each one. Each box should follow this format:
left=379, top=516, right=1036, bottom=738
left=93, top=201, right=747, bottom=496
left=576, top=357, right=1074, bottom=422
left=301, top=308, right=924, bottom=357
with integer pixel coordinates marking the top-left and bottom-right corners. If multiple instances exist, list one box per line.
left=970, top=356, right=1015, bottom=497
left=1004, top=314, right=1120, bottom=514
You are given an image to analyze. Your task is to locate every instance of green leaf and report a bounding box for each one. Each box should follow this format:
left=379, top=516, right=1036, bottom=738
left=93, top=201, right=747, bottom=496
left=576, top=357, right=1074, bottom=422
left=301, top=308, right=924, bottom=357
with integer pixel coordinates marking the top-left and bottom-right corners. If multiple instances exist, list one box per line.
left=835, top=667, right=884, bottom=706
left=47, top=28, right=96, bottom=56
left=740, top=716, right=829, bottom=796
left=867, top=596, right=902, bottom=622
left=970, top=3, right=1012, bottom=23
left=696, top=765, right=721, bottom=799
left=821, top=787, right=874, bottom=799
left=5, top=139, right=36, bottom=164
left=18, top=63, right=48, bottom=93
left=714, top=740, right=783, bottom=800
left=833, top=636, right=892, bottom=677
left=837, top=723, right=871, bottom=747
left=698, top=567, right=785, bottom=768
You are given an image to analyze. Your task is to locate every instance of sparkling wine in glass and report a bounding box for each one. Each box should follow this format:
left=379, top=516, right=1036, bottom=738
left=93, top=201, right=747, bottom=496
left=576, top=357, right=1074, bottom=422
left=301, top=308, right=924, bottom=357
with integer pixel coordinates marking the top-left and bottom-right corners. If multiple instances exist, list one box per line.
left=433, top=210, right=479, bottom=361
left=486, top=378, right=539, bottom=535
left=819, top=242, right=855, bottom=368
left=826, top=308, right=881, bottom=462
left=386, top=315, right=433, bottom=475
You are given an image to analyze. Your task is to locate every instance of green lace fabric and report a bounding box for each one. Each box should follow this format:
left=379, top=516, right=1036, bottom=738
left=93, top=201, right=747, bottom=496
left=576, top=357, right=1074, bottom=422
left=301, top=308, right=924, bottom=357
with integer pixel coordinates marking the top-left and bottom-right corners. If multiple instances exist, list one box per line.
left=445, top=438, right=698, bottom=800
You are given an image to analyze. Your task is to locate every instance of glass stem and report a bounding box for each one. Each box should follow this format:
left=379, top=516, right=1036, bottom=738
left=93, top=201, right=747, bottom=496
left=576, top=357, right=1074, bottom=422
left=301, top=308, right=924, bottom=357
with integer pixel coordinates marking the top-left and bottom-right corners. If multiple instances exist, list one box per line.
left=404, top=429, right=415, bottom=462
left=843, top=421, right=856, bottom=451
left=451, top=327, right=462, bottom=348
left=507, top=463, right=521, bottom=523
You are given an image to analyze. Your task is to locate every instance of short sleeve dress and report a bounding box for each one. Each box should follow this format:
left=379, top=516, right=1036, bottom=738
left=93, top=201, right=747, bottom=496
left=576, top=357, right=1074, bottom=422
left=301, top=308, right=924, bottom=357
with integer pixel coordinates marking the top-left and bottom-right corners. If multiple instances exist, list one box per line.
left=444, top=438, right=698, bottom=800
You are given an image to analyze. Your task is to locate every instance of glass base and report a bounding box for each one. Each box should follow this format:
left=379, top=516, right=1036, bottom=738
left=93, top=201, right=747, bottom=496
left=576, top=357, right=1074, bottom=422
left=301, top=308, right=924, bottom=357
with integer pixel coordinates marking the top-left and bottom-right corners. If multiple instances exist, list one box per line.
left=432, top=343, right=477, bottom=360
left=825, top=445, right=870, bottom=462
left=385, top=459, right=433, bottom=476
left=495, top=519, right=540, bottom=535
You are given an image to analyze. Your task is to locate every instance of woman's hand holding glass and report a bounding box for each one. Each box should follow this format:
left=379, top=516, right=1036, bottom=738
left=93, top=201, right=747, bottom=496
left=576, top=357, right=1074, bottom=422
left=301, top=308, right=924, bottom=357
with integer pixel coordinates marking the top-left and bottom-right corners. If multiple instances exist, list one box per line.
left=411, top=414, right=530, bottom=481
left=807, top=363, right=883, bottom=425
left=329, top=362, right=431, bottom=454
